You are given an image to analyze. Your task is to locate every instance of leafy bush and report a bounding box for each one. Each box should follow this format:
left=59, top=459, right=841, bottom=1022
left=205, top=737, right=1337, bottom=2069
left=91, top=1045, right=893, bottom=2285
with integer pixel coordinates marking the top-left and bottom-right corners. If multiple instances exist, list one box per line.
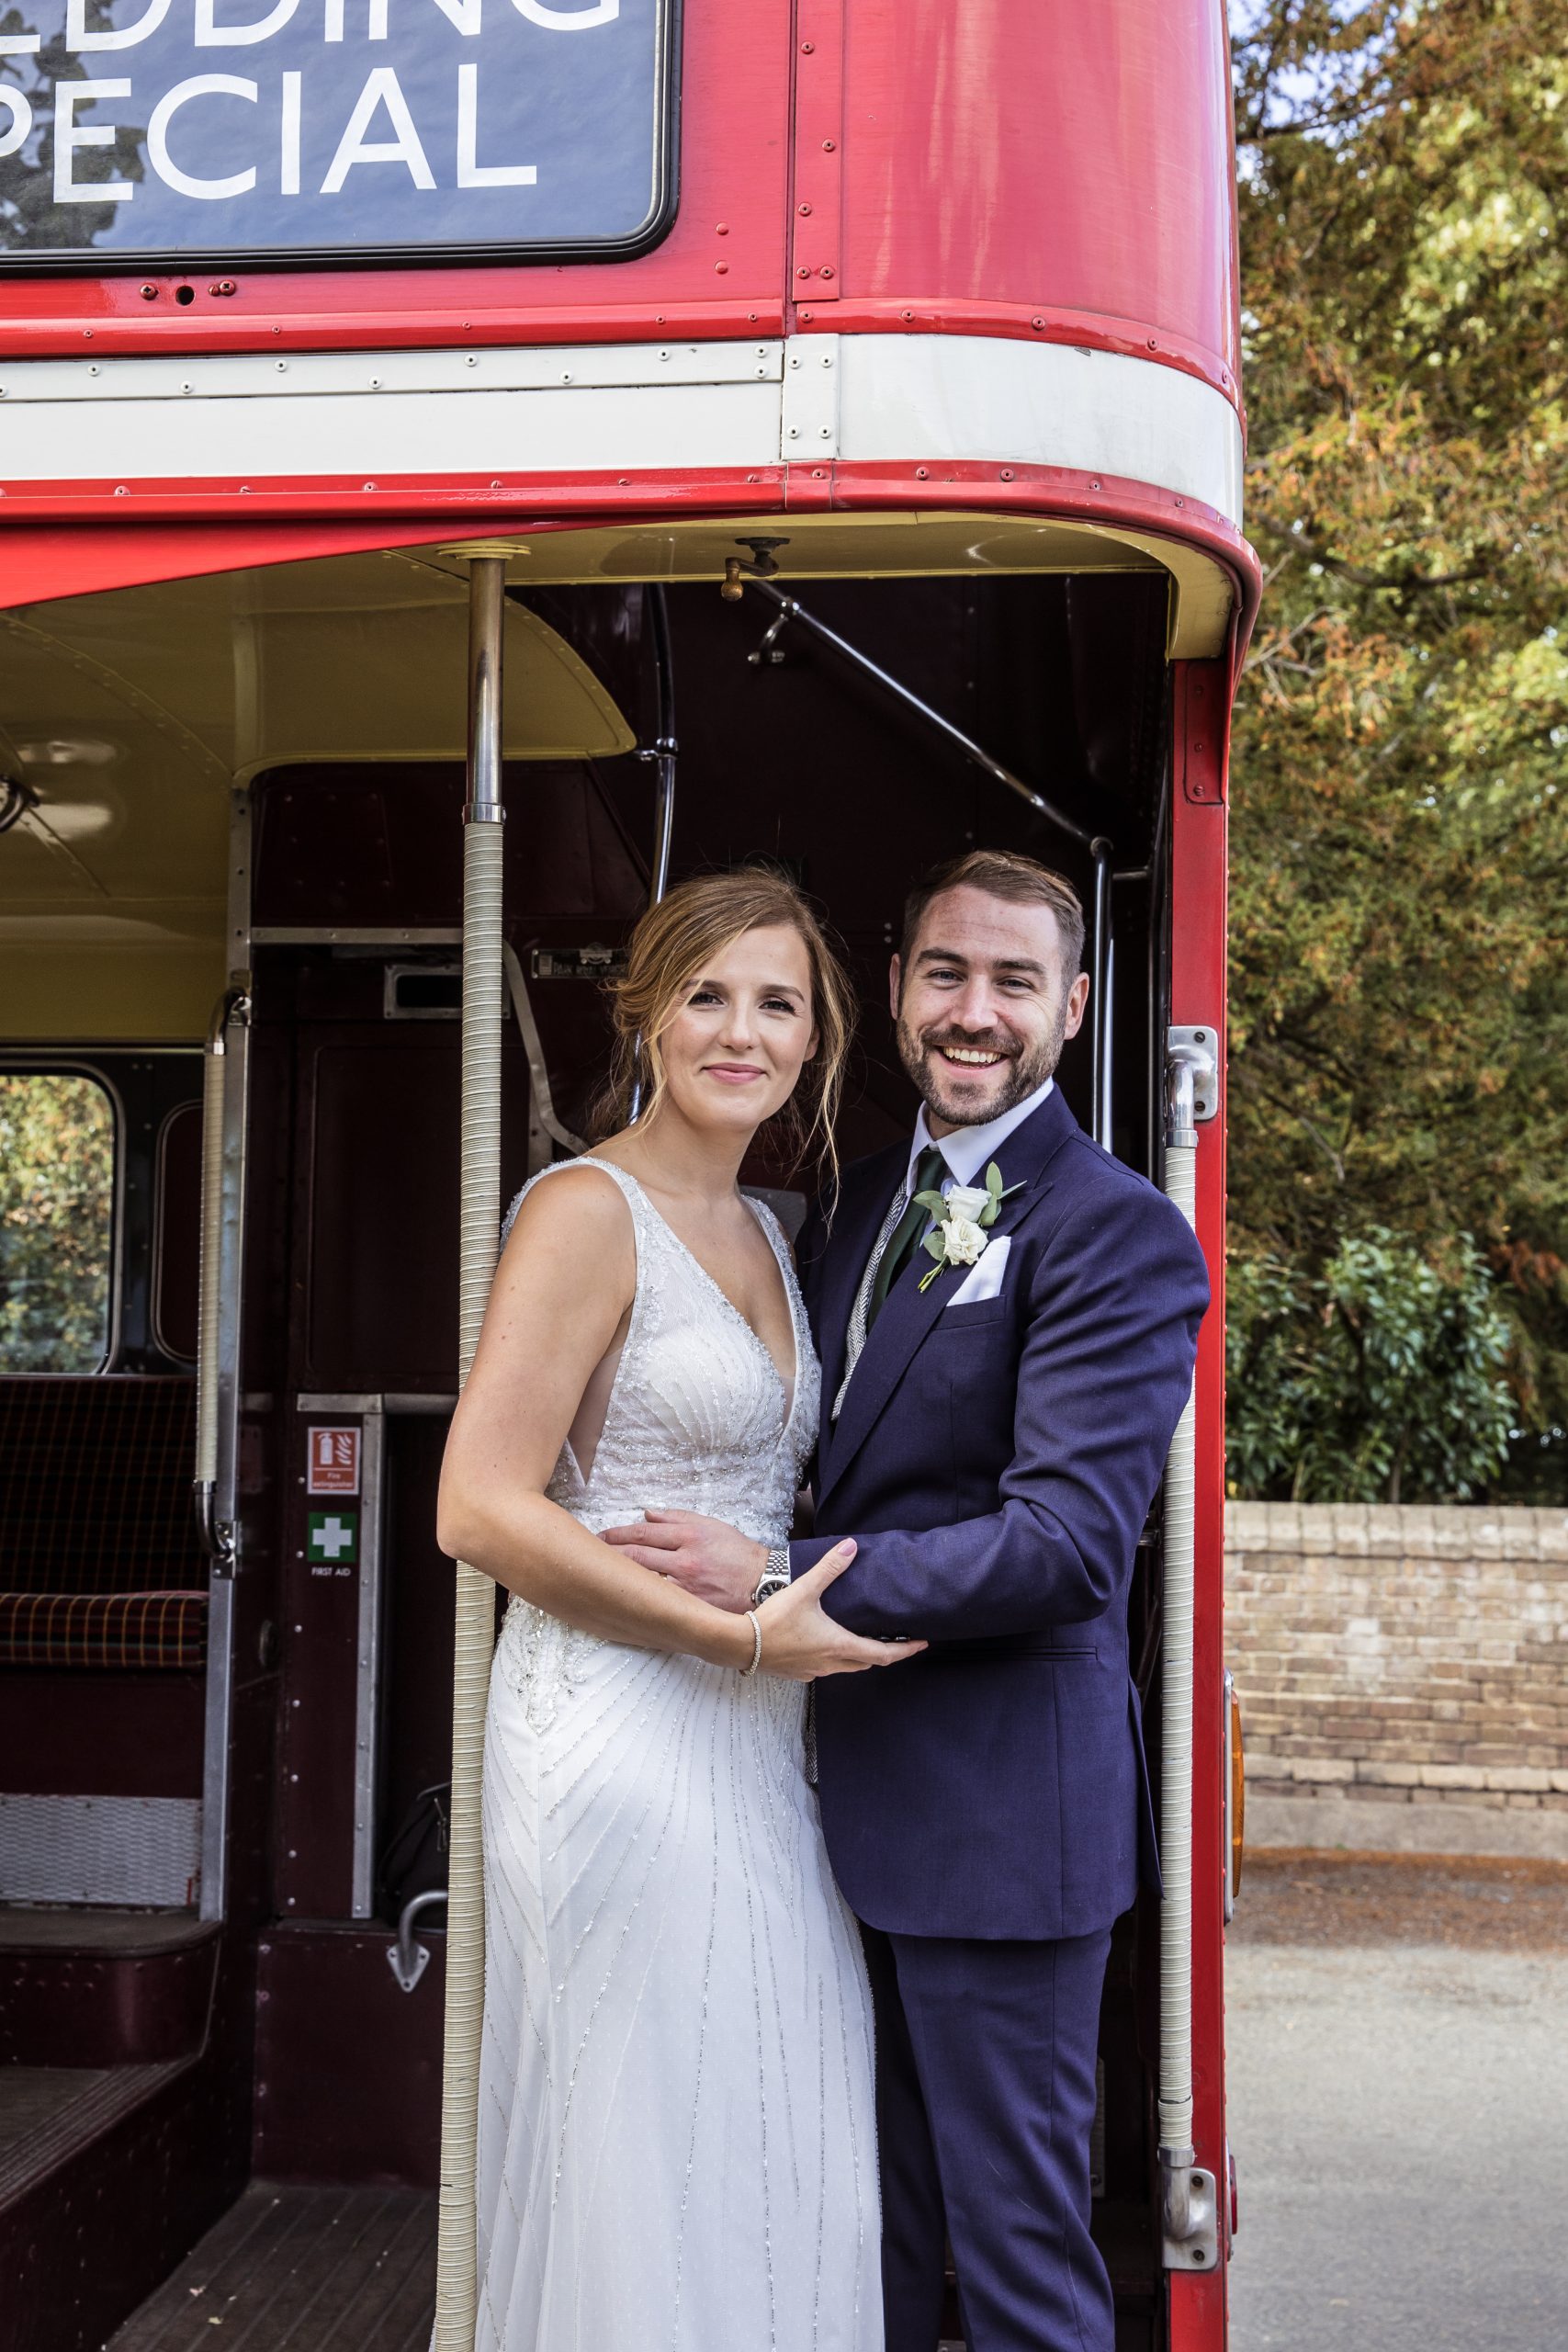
left=1227, top=1227, right=1515, bottom=1505
left=0, top=1074, right=114, bottom=1374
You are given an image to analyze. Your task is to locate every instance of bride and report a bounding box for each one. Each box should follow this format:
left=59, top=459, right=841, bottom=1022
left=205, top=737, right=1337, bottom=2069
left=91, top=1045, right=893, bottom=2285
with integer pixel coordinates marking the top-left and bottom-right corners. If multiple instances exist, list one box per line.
left=437, top=867, right=923, bottom=2351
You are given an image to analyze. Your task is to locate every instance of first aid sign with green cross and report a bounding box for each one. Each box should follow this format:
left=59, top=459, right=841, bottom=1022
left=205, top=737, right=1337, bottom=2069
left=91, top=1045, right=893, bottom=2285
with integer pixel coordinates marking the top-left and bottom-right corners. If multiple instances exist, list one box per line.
left=308, top=1510, right=359, bottom=1566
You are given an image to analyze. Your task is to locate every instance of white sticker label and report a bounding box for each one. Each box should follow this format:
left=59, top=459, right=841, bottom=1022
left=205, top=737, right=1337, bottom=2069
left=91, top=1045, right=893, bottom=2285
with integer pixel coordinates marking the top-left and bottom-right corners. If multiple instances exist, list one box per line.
left=307, top=1424, right=360, bottom=1496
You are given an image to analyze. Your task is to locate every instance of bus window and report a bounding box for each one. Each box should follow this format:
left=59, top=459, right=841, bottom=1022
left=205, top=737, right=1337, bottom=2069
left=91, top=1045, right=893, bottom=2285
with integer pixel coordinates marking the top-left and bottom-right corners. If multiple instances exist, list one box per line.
left=0, top=1072, right=116, bottom=1376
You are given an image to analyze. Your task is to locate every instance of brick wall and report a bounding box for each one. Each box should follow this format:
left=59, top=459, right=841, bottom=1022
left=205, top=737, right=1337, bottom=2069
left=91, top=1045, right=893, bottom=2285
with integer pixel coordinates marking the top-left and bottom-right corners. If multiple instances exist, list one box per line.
left=1225, top=1503, right=1568, bottom=1854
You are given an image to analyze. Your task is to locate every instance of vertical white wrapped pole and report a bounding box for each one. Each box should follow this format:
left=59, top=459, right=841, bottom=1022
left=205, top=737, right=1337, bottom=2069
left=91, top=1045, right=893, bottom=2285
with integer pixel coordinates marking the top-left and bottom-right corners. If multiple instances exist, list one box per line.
left=1157, top=1133, right=1198, bottom=2199
left=1158, top=1029, right=1217, bottom=2270
left=435, top=550, right=509, bottom=2351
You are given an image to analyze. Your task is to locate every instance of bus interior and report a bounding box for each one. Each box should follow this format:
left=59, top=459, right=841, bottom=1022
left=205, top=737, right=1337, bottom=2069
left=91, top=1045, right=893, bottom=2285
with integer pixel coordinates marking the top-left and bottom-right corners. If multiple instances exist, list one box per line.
left=0, top=514, right=1223, bottom=2351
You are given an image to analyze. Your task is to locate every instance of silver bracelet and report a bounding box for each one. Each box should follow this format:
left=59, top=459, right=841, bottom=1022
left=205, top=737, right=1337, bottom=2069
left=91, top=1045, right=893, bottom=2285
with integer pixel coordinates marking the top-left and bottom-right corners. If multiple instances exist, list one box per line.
left=738, top=1609, right=762, bottom=1678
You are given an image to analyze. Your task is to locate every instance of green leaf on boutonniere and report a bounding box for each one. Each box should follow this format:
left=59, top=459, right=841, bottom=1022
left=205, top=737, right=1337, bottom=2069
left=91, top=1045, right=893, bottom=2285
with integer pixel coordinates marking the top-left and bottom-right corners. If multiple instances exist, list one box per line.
left=986, top=1162, right=1005, bottom=1201
left=920, top=1229, right=946, bottom=1261
left=912, top=1189, right=949, bottom=1216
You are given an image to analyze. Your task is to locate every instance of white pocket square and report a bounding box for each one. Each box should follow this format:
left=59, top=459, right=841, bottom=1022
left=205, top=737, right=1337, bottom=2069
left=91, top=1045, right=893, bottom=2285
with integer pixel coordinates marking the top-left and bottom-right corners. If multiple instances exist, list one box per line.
left=943, top=1233, right=1010, bottom=1306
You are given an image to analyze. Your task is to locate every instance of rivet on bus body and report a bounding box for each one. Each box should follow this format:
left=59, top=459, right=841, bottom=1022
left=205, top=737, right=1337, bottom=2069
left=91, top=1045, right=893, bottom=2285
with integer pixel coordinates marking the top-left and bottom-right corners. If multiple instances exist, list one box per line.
left=822, top=140, right=835, bottom=152
left=1147, top=336, right=1158, bottom=349
left=114, top=485, right=127, bottom=496
left=796, top=267, right=811, bottom=279
left=83, top=328, right=93, bottom=338
left=798, top=204, right=812, bottom=217
left=140, top=284, right=157, bottom=300
left=916, top=468, right=928, bottom=480
left=1032, top=316, right=1044, bottom=329
left=1175, top=497, right=1184, bottom=507
left=800, top=40, right=813, bottom=51
left=715, top=262, right=728, bottom=273
left=276, top=360, right=287, bottom=370
left=819, top=266, right=834, bottom=279
left=716, top=223, right=728, bottom=235
left=364, top=482, right=377, bottom=492
left=466, top=355, right=477, bottom=366
left=1000, top=469, right=1013, bottom=481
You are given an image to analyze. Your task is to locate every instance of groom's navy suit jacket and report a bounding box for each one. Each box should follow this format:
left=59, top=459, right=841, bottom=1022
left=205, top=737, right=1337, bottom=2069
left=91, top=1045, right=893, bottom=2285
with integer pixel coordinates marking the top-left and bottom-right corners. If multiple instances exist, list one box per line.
left=789, top=1084, right=1209, bottom=1943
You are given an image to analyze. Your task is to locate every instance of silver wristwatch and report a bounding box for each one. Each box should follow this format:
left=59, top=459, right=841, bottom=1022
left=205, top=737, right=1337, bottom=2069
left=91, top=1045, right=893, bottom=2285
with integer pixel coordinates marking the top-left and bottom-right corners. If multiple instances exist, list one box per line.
left=751, top=1547, right=792, bottom=1607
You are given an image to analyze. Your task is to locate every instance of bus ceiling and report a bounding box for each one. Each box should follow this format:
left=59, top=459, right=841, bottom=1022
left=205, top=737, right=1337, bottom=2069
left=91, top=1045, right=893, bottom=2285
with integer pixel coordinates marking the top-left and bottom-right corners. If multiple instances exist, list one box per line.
left=0, top=548, right=634, bottom=1044
left=0, top=515, right=1222, bottom=1043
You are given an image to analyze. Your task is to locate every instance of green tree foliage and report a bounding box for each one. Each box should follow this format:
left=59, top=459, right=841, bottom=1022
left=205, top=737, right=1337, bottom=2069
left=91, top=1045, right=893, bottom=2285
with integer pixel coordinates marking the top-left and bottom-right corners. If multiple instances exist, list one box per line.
left=1227, top=1228, right=1513, bottom=1503
left=1229, top=0, right=1568, bottom=1498
left=0, top=1074, right=114, bottom=1373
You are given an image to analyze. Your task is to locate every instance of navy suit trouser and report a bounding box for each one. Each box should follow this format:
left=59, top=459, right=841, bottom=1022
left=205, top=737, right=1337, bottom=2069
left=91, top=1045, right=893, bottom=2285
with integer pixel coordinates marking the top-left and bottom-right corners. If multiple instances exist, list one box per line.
left=862, top=1923, right=1114, bottom=2352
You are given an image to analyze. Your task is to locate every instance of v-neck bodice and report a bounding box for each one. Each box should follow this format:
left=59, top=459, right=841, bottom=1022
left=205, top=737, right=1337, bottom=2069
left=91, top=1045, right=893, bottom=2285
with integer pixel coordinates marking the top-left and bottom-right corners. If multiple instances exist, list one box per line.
left=504, top=1156, right=818, bottom=1543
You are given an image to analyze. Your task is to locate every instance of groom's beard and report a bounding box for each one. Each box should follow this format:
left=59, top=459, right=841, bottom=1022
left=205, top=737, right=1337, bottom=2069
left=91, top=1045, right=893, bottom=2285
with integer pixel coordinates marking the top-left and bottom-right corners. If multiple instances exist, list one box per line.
left=896, top=999, right=1068, bottom=1130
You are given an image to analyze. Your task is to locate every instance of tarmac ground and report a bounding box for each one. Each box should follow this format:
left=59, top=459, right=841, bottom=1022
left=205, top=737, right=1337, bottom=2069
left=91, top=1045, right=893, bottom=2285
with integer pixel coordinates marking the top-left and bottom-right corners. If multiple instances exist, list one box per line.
left=1224, top=1851, right=1568, bottom=2351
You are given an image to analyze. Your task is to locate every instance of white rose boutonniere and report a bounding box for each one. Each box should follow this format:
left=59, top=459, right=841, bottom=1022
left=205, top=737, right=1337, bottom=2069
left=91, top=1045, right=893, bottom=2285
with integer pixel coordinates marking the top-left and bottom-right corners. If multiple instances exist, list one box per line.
left=914, top=1162, right=1024, bottom=1294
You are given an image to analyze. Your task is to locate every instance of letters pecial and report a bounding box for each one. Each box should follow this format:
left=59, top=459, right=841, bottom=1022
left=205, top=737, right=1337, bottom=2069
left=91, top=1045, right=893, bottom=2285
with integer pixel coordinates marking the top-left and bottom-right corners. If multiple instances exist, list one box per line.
left=1, top=0, right=623, bottom=203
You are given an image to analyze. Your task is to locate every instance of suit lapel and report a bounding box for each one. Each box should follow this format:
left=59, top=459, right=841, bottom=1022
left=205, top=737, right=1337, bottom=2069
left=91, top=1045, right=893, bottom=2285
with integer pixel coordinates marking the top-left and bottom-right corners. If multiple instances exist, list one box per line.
left=818, top=1087, right=1079, bottom=1505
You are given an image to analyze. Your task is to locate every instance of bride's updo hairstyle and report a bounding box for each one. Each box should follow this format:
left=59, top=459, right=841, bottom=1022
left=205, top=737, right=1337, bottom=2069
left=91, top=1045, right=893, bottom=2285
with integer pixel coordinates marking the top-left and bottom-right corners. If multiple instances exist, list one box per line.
left=602, top=867, right=856, bottom=1184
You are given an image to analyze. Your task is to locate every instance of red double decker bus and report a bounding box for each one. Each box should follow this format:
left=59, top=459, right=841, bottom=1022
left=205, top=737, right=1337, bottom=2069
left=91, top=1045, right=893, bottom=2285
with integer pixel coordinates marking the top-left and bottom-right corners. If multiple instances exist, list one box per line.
left=0, top=6, right=1256, bottom=2344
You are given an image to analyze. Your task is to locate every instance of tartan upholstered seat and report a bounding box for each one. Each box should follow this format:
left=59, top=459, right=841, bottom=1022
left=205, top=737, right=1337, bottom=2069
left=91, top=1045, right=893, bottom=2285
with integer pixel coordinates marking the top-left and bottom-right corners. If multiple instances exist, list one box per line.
left=0, top=1378, right=208, bottom=1670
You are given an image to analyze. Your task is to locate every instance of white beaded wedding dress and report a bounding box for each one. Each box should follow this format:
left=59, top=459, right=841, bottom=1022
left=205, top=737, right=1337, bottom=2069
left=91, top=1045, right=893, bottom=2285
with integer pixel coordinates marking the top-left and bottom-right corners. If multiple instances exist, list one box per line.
left=475, top=1159, right=882, bottom=2352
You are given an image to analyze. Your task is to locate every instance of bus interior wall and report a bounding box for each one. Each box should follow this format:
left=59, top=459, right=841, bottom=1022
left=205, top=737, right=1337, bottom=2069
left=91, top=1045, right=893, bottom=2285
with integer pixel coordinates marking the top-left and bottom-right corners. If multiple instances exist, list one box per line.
left=2, top=565, right=1178, bottom=2349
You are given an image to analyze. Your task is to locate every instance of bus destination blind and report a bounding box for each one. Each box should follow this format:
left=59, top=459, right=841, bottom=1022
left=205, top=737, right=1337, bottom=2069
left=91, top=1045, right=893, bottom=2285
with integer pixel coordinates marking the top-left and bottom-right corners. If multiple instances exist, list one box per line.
left=0, top=0, right=678, bottom=270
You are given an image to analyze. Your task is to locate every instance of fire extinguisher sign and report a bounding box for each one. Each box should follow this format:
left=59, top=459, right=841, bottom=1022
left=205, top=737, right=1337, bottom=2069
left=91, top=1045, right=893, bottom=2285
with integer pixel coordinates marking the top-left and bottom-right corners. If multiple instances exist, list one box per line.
left=307, top=1424, right=360, bottom=1498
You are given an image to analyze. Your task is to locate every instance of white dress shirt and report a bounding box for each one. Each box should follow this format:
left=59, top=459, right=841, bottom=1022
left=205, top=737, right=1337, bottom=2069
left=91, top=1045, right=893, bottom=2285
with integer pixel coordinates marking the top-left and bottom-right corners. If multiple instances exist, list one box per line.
left=834, top=1075, right=1057, bottom=1418
left=905, top=1074, right=1055, bottom=1199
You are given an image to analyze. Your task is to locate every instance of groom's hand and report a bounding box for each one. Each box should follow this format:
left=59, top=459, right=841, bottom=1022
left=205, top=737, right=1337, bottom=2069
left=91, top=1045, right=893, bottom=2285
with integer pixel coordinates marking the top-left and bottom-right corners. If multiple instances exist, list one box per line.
left=600, top=1510, right=766, bottom=1613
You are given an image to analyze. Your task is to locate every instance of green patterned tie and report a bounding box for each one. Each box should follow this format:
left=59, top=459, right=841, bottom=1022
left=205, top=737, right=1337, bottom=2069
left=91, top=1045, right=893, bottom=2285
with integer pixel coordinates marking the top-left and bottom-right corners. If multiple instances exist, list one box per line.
left=866, top=1146, right=949, bottom=1330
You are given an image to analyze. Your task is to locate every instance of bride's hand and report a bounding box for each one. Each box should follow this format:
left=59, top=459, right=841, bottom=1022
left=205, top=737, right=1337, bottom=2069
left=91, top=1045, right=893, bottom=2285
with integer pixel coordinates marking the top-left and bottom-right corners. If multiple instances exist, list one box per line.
left=756, top=1543, right=926, bottom=1681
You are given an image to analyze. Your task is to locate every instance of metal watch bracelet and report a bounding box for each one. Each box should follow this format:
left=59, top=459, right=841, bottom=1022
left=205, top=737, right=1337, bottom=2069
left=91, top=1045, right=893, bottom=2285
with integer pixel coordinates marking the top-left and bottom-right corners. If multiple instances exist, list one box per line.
left=751, top=1547, right=792, bottom=1608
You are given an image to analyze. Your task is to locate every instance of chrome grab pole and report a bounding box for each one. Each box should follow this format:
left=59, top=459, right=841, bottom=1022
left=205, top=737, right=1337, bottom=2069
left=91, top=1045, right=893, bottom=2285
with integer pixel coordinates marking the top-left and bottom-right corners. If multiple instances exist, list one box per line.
left=628, top=582, right=678, bottom=1122
left=194, top=983, right=247, bottom=1567
left=195, top=960, right=250, bottom=1928
left=435, top=547, right=511, bottom=2352
left=1089, top=842, right=1114, bottom=1150
left=741, top=576, right=1095, bottom=846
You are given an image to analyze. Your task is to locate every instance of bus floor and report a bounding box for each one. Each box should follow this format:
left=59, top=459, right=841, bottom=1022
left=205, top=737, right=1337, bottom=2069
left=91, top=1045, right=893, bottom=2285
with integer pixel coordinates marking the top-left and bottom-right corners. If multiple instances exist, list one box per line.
left=107, top=2181, right=435, bottom=2351
left=99, top=2189, right=1154, bottom=2352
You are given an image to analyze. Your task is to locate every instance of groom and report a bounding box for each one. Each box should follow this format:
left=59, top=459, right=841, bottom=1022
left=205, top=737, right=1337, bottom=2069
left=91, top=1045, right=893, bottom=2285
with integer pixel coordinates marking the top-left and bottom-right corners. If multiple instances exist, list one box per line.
left=608, top=849, right=1208, bottom=2351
